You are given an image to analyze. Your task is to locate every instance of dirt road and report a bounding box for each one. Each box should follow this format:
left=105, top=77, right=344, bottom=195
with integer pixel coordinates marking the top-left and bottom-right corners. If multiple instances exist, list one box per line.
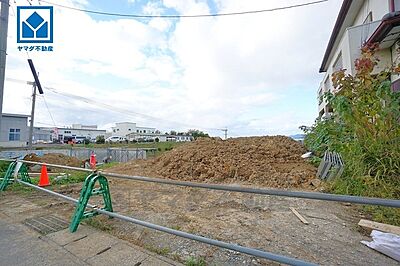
left=36, top=178, right=396, bottom=266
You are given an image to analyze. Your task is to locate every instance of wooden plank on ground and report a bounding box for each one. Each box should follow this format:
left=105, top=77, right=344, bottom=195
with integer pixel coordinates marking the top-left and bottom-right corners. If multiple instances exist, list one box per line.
left=289, top=207, right=309, bottom=224
left=358, top=219, right=400, bottom=235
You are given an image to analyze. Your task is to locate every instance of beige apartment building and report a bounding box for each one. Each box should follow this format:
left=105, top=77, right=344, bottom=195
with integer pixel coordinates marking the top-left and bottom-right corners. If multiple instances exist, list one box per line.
left=318, top=0, right=400, bottom=117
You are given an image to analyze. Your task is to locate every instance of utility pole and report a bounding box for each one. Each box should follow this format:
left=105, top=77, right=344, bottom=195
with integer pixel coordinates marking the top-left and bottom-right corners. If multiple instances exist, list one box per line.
left=0, top=0, right=10, bottom=135
left=28, top=82, right=37, bottom=149
left=26, top=59, right=44, bottom=149
left=222, top=128, right=228, bottom=140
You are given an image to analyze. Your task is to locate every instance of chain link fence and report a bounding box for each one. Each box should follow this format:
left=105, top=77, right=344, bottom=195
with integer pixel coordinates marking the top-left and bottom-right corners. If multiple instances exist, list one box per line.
left=0, top=148, right=147, bottom=162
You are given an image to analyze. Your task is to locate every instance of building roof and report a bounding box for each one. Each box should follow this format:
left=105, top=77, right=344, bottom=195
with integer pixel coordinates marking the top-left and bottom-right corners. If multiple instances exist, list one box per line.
left=319, top=0, right=364, bottom=72
left=57, top=127, right=106, bottom=132
left=1, top=113, right=30, bottom=118
left=366, top=11, right=400, bottom=47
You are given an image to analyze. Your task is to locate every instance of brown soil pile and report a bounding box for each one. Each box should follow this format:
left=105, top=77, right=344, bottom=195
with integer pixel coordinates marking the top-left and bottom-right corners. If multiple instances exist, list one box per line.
left=109, top=136, right=317, bottom=189
left=23, top=153, right=82, bottom=167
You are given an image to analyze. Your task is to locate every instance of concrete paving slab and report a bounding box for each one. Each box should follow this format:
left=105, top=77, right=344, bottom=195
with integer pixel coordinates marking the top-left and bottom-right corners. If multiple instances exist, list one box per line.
left=47, top=226, right=94, bottom=246
left=0, top=218, right=86, bottom=266
left=0, top=194, right=183, bottom=266
left=141, top=256, right=178, bottom=266
left=63, top=231, right=119, bottom=260
left=86, top=243, right=148, bottom=265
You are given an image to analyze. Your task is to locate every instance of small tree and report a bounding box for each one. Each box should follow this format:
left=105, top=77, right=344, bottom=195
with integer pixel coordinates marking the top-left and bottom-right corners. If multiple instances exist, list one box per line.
left=96, top=135, right=105, bottom=144
left=187, top=129, right=210, bottom=139
left=303, top=44, right=400, bottom=224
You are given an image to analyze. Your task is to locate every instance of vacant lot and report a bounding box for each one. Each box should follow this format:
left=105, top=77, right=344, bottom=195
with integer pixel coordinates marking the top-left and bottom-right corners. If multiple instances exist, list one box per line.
left=3, top=136, right=397, bottom=265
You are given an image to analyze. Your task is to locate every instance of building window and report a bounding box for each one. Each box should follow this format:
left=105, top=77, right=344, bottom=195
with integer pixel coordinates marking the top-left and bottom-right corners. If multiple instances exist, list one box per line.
left=324, top=75, right=331, bottom=91
left=333, top=52, right=343, bottom=72
left=128, top=128, right=131, bottom=131
left=9, top=128, right=21, bottom=141
left=137, top=130, right=139, bottom=132
left=144, top=130, right=146, bottom=133
left=113, top=129, right=116, bottom=133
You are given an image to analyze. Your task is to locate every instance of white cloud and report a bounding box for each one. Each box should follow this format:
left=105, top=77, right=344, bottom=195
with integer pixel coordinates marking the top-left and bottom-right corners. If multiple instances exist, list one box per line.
left=3, top=0, right=341, bottom=137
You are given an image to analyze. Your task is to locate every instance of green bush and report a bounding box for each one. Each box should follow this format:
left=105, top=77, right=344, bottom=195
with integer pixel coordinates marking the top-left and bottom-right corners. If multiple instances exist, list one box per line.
left=303, top=44, right=400, bottom=225
left=96, top=135, right=105, bottom=144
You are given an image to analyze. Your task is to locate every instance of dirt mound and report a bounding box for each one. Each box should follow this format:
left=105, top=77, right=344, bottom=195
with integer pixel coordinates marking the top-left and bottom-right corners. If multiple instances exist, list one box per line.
left=109, top=136, right=317, bottom=189
left=23, top=153, right=82, bottom=167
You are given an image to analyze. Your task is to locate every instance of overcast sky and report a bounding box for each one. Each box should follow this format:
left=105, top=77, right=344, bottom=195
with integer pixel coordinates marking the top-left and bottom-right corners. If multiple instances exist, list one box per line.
left=3, top=0, right=342, bottom=137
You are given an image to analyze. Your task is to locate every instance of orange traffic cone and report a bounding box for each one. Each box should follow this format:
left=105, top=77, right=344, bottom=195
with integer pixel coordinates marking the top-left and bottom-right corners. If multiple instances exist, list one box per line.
left=90, top=152, right=96, bottom=169
left=38, top=164, right=50, bottom=187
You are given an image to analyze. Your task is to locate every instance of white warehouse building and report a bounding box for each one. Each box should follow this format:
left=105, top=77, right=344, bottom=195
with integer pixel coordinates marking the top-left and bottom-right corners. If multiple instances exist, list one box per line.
left=111, top=122, right=156, bottom=137
left=56, top=124, right=106, bottom=143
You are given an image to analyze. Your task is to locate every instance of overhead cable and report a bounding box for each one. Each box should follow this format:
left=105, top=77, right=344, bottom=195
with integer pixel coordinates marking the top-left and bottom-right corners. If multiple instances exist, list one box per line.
left=39, top=0, right=328, bottom=19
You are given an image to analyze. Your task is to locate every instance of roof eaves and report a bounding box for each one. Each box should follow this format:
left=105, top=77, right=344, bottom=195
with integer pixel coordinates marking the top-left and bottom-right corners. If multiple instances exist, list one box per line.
left=319, top=0, right=353, bottom=73
left=366, top=12, right=400, bottom=44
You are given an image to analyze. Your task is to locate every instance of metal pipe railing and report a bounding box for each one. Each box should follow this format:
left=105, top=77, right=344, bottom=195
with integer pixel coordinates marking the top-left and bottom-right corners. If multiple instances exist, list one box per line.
left=3, top=158, right=400, bottom=208
left=100, top=172, right=400, bottom=208
left=16, top=179, right=316, bottom=266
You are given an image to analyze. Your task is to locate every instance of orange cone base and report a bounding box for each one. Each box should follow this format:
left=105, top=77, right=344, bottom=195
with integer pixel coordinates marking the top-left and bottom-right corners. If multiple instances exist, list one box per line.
left=38, top=164, right=50, bottom=187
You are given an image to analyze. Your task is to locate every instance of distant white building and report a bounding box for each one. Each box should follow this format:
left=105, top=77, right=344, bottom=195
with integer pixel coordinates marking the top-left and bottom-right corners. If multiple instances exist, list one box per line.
left=126, top=132, right=193, bottom=142
left=0, top=113, right=29, bottom=147
left=33, top=127, right=53, bottom=143
left=55, top=124, right=106, bottom=143
left=111, top=122, right=156, bottom=137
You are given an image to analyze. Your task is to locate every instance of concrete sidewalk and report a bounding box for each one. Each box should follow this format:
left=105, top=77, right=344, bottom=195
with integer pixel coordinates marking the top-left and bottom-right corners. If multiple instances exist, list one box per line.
left=0, top=200, right=181, bottom=266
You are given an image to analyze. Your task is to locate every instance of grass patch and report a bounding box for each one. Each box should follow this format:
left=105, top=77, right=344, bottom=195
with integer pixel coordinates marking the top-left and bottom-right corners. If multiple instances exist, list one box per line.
left=84, top=217, right=114, bottom=231
left=25, top=170, right=88, bottom=186
left=51, top=171, right=88, bottom=185
left=145, top=245, right=170, bottom=256
left=185, top=256, right=206, bottom=266
left=170, top=225, right=181, bottom=231
left=327, top=175, right=400, bottom=226
left=97, top=162, right=121, bottom=170
left=5, top=182, right=34, bottom=194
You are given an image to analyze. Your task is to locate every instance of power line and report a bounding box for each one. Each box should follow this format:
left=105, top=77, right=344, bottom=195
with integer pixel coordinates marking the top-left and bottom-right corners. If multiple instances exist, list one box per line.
left=45, top=86, right=223, bottom=131
left=38, top=94, right=57, bottom=127
left=39, top=0, right=328, bottom=19
left=6, top=77, right=223, bottom=131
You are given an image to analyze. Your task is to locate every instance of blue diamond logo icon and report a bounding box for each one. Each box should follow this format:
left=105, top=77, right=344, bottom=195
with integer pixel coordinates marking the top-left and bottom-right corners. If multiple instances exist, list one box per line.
left=26, top=12, right=44, bottom=29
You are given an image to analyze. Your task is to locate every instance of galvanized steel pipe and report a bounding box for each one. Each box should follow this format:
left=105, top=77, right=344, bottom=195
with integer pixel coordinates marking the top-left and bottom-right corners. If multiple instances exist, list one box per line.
left=2, top=158, right=400, bottom=208
left=15, top=179, right=316, bottom=266
left=100, top=172, right=400, bottom=208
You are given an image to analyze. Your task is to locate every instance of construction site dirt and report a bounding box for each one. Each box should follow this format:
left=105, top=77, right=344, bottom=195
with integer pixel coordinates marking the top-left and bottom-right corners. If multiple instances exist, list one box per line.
left=109, top=136, right=317, bottom=189
left=11, top=137, right=398, bottom=265
left=3, top=180, right=396, bottom=266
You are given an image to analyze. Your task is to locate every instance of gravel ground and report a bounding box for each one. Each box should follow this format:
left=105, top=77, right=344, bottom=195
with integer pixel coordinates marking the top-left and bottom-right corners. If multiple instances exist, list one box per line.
left=28, top=178, right=397, bottom=266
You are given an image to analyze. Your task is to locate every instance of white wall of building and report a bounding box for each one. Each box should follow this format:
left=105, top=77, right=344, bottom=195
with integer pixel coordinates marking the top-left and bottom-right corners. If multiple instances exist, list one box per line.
left=57, top=128, right=106, bottom=141
left=111, top=122, right=155, bottom=137
left=0, top=114, right=29, bottom=147
left=353, top=0, right=389, bottom=25
left=318, top=1, right=396, bottom=117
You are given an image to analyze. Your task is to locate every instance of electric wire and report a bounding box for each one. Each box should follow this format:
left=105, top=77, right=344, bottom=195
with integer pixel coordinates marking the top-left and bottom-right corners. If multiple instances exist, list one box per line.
left=39, top=95, right=57, bottom=127
left=6, top=77, right=224, bottom=131
left=44, top=86, right=222, bottom=131
left=38, top=0, right=328, bottom=19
